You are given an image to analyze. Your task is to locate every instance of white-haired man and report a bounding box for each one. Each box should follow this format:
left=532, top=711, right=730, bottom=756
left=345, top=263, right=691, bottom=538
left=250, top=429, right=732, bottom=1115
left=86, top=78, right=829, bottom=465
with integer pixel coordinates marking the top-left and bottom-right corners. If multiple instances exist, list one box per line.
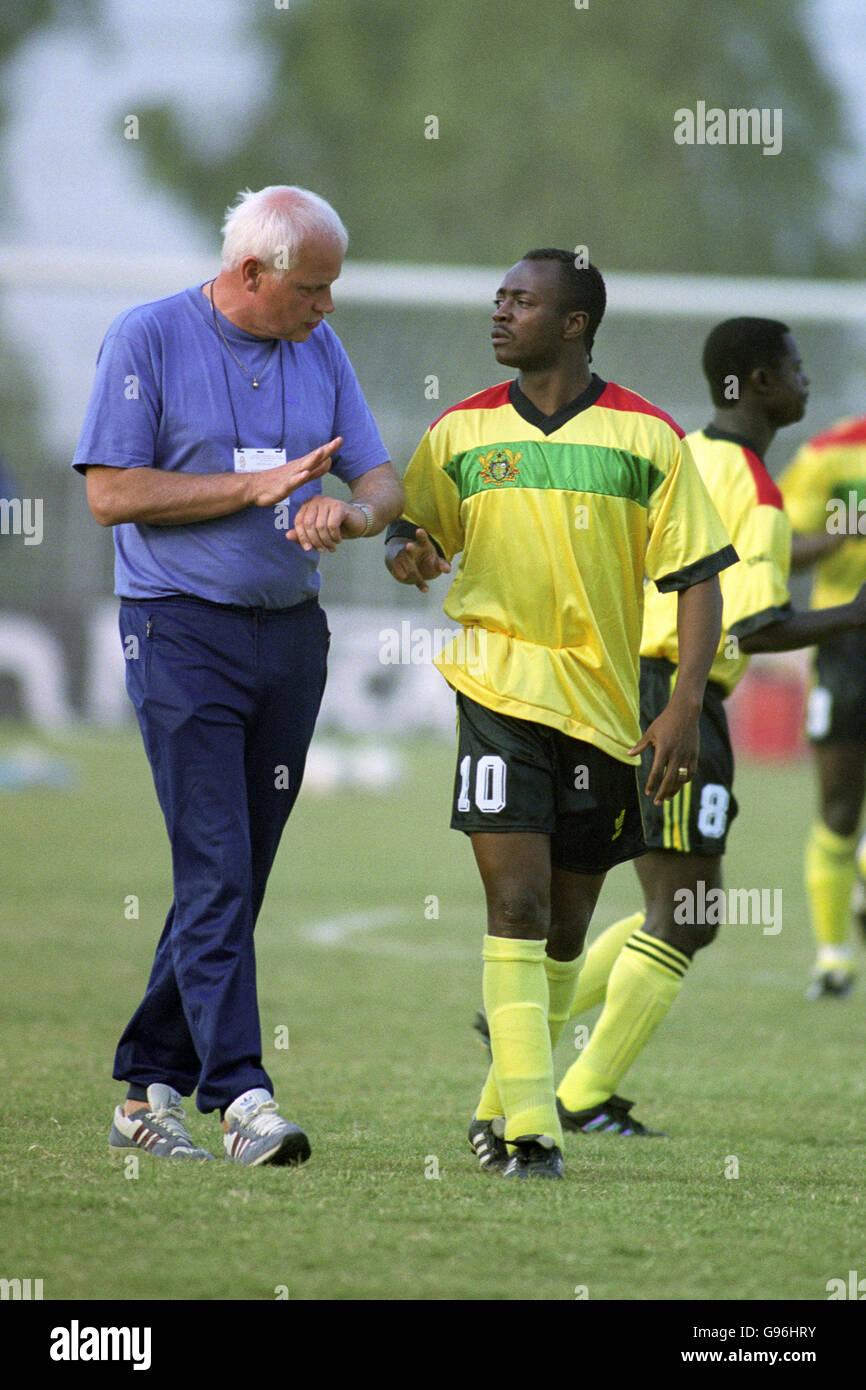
left=75, top=186, right=403, bottom=1166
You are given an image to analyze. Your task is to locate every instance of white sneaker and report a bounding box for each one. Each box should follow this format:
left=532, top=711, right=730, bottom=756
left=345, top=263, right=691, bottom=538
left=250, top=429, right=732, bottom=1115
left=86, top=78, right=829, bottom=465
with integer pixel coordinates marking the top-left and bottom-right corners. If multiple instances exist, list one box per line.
left=108, top=1083, right=215, bottom=1160
left=223, top=1088, right=311, bottom=1167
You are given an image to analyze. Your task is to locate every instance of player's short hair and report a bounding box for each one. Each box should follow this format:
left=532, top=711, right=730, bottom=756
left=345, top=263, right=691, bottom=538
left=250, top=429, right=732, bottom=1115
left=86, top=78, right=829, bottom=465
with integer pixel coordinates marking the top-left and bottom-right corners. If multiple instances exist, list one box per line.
left=521, top=248, right=607, bottom=361
left=221, top=186, right=348, bottom=277
left=702, top=317, right=791, bottom=408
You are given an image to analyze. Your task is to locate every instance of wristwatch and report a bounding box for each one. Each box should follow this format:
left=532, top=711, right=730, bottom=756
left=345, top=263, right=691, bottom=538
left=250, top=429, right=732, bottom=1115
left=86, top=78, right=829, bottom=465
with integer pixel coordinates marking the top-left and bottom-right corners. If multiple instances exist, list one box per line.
left=354, top=502, right=374, bottom=535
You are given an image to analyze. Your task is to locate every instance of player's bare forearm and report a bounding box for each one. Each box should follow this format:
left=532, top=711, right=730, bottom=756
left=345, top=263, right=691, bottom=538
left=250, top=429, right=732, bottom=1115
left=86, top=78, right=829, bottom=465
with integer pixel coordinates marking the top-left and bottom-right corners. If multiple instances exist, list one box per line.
left=630, top=576, right=721, bottom=804
left=85, top=441, right=340, bottom=527
left=741, top=583, right=866, bottom=653
left=789, top=530, right=849, bottom=570
left=672, top=575, right=723, bottom=706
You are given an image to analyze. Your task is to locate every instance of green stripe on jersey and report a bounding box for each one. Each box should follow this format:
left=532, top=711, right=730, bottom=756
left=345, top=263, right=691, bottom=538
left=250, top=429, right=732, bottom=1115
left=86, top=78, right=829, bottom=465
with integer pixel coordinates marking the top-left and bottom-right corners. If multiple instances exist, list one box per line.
left=444, top=440, right=664, bottom=506
left=835, top=479, right=866, bottom=505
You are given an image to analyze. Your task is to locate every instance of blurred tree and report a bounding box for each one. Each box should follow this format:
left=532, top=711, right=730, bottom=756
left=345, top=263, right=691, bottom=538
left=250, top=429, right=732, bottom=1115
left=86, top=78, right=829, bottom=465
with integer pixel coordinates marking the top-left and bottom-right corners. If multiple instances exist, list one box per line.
left=0, top=3, right=79, bottom=126
left=130, top=0, right=855, bottom=276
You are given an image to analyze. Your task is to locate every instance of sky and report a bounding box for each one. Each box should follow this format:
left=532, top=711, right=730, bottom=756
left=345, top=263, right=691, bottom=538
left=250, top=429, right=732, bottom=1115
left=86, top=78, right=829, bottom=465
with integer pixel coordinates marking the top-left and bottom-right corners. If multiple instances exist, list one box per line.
left=1, top=0, right=865, bottom=453
left=2, top=0, right=253, bottom=448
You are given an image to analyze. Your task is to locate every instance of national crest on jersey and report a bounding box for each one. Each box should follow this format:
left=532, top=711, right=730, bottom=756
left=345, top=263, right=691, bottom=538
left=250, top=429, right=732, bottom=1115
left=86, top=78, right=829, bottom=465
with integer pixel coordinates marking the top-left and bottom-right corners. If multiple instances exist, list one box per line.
left=477, top=447, right=521, bottom=488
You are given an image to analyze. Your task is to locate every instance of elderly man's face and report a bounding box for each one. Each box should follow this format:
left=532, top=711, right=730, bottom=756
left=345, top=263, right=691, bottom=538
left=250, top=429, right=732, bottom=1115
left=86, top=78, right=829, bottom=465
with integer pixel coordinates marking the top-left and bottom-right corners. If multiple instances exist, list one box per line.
left=248, top=232, right=345, bottom=341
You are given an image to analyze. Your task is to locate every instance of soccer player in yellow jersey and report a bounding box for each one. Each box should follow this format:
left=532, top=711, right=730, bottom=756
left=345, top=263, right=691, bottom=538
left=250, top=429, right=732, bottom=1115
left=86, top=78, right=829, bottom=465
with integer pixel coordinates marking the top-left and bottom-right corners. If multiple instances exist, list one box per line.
left=778, top=419, right=866, bottom=997
left=385, top=249, right=737, bottom=1178
left=553, top=318, right=866, bottom=1137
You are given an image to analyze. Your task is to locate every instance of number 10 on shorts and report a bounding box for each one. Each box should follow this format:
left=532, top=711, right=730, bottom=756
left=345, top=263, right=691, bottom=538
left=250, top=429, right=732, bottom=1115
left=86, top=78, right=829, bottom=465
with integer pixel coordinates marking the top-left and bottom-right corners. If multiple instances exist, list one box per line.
left=457, top=754, right=507, bottom=813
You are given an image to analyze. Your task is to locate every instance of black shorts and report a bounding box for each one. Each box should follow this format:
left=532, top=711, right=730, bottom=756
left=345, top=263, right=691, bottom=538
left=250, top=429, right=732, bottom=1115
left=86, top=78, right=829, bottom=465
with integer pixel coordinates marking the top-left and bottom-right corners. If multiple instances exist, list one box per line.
left=450, top=691, right=646, bottom=875
left=638, top=657, right=738, bottom=856
left=805, top=629, right=866, bottom=745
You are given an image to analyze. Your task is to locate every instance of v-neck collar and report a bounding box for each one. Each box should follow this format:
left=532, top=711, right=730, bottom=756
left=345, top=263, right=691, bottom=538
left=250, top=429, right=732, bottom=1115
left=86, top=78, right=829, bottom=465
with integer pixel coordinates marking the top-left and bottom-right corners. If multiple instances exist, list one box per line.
left=508, top=374, right=607, bottom=436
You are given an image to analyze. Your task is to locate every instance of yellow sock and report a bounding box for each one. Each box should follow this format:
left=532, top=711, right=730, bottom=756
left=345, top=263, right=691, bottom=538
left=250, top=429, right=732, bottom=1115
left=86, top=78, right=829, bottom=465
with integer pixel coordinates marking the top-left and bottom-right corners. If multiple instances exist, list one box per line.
left=476, top=953, right=582, bottom=1124
left=474, top=1064, right=503, bottom=1124
left=481, top=935, right=563, bottom=1146
left=546, top=955, right=584, bottom=1046
left=805, top=822, right=858, bottom=962
left=557, top=930, right=688, bottom=1113
left=568, top=912, right=646, bottom=1018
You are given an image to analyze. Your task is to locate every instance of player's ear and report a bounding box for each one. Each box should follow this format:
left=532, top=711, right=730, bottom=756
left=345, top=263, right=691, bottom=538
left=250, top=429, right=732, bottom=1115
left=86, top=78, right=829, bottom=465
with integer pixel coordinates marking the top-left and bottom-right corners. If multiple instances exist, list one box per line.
left=748, top=365, right=775, bottom=399
left=563, top=309, right=589, bottom=342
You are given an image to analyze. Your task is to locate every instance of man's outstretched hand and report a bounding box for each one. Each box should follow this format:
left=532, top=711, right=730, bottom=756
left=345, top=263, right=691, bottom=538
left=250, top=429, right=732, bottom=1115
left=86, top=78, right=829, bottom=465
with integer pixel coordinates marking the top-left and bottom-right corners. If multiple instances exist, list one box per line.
left=247, top=437, right=342, bottom=508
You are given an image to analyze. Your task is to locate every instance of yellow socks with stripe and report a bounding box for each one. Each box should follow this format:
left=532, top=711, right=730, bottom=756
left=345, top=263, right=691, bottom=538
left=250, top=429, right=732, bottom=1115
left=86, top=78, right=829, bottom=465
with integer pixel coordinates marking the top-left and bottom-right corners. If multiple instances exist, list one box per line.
left=556, top=930, right=689, bottom=1113
left=480, top=935, right=563, bottom=1146
left=567, top=911, right=646, bottom=1018
left=475, top=951, right=581, bottom=1125
left=805, top=822, right=858, bottom=968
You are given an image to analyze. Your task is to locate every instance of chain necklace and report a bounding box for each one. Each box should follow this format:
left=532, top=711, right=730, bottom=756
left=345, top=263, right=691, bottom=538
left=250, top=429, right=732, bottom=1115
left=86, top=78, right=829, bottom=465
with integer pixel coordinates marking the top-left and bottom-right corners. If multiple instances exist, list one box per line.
left=208, top=280, right=279, bottom=388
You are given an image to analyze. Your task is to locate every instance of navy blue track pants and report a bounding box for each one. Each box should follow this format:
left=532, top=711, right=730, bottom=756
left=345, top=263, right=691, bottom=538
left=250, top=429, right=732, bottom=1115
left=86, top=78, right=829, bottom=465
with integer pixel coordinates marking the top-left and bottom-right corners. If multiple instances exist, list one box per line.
left=113, top=595, right=329, bottom=1113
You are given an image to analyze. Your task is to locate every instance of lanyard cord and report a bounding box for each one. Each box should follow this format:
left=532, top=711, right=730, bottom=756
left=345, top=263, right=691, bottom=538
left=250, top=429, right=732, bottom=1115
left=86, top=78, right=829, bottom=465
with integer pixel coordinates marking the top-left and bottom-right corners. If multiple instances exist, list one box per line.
left=207, top=281, right=286, bottom=450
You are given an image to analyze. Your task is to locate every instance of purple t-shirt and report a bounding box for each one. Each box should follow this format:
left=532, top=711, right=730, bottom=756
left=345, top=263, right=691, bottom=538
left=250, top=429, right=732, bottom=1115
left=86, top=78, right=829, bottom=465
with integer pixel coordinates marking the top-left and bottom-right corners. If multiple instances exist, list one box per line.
left=73, top=286, right=390, bottom=607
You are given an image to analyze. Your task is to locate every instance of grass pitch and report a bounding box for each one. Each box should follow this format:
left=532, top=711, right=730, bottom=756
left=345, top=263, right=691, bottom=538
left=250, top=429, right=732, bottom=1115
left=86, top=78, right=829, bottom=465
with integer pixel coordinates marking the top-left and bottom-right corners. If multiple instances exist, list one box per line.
left=1, top=722, right=864, bottom=1304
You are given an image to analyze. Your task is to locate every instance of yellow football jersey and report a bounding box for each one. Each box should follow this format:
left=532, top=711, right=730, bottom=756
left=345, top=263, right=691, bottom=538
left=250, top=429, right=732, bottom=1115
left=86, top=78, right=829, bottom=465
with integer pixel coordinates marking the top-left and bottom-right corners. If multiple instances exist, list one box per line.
left=641, top=425, right=792, bottom=695
left=398, top=376, right=736, bottom=763
left=778, top=417, right=866, bottom=609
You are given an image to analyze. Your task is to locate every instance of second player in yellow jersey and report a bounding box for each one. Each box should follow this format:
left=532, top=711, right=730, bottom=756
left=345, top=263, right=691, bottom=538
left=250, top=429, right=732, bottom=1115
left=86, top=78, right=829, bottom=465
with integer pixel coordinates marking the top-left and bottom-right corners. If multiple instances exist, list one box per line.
left=556, top=317, right=866, bottom=1135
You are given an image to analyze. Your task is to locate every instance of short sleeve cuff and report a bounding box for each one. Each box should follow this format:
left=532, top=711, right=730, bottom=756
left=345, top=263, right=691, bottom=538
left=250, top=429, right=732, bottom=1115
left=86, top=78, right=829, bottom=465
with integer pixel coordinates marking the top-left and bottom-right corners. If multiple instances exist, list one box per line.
left=654, top=544, right=739, bottom=593
left=384, top=517, right=445, bottom=559
left=331, top=450, right=392, bottom=486
left=727, top=602, right=793, bottom=642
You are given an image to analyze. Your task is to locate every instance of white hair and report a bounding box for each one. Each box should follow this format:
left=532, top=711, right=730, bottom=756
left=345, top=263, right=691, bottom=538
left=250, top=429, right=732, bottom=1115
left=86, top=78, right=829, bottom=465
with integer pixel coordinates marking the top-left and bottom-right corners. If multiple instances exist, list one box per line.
left=220, top=185, right=348, bottom=276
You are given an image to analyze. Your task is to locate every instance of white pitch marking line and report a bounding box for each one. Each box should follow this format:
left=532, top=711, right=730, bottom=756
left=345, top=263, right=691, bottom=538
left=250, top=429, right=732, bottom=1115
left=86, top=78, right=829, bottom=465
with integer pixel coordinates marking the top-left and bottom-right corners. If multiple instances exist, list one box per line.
left=299, top=907, right=406, bottom=946
left=298, top=907, right=479, bottom=959
left=299, top=901, right=640, bottom=958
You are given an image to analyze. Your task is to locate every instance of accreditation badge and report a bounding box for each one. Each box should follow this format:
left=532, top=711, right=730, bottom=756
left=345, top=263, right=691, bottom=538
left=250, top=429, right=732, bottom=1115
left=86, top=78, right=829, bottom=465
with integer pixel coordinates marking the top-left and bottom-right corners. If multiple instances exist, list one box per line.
left=233, top=448, right=287, bottom=472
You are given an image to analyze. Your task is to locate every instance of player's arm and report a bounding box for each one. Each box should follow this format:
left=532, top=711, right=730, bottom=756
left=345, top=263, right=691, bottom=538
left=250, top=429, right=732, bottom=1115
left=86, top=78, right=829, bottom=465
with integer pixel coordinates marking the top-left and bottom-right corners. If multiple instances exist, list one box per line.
left=383, top=426, right=462, bottom=592
left=640, top=429, right=737, bottom=802
left=724, top=498, right=866, bottom=651
left=85, top=441, right=342, bottom=527
left=740, top=583, right=866, bottom=652
left=288, top=461, right=404, bottom=552
left=788, top=530, right=848, bottom=570
left=632, top=575, right=723, bottom=804
left=777, top=444, right=851, bottom=569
